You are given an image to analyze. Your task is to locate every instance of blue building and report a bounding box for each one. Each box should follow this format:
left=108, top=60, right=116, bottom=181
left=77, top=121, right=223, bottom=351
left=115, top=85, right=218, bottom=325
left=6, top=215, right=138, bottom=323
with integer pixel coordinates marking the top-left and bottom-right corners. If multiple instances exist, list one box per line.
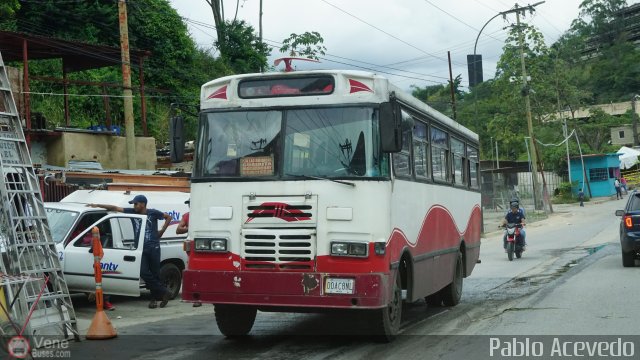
left=569, top=153, right=620, bottom=197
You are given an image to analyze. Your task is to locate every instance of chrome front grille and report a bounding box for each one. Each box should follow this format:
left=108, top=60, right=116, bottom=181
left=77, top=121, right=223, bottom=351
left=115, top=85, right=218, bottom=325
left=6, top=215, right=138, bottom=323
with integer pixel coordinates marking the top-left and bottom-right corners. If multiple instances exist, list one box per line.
left=241, top=228, right=316, bottom=270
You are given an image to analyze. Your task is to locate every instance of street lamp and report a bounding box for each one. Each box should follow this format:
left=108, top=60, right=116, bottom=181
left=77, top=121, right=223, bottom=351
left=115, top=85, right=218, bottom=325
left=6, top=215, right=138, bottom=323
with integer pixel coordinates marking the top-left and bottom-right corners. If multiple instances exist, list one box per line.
left=470, top=1, right=545, bottom=209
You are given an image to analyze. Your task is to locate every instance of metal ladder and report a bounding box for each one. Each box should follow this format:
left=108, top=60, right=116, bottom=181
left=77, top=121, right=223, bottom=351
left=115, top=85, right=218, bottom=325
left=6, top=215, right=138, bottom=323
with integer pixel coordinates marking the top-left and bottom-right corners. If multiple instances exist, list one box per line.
left=0, top=51, right=79, bottom=342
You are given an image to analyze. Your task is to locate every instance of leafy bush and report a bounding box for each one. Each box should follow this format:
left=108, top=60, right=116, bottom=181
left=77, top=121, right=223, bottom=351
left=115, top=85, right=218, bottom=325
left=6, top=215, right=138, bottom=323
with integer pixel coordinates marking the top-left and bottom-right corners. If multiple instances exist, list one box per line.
left=553, top=181, right=589, bottom=204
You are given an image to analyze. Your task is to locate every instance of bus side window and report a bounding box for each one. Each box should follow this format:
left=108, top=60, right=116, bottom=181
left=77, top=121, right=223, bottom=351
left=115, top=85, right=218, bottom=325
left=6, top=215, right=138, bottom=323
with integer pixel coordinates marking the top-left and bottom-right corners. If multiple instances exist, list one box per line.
left=392, top=110, right=413, bottom=178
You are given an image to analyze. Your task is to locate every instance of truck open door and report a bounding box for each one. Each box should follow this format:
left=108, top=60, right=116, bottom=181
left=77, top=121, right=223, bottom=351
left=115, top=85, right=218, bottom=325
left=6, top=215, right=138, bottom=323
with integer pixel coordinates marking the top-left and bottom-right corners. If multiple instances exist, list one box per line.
left=62, top=214, right=147, bottom=296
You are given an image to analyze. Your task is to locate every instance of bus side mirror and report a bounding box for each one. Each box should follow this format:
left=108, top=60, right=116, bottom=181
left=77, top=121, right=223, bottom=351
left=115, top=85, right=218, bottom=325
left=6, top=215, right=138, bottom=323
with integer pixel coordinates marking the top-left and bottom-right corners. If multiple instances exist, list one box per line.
left=170, top=115, right=185, bottom=163
left=380, top=101, right=402, bottom=153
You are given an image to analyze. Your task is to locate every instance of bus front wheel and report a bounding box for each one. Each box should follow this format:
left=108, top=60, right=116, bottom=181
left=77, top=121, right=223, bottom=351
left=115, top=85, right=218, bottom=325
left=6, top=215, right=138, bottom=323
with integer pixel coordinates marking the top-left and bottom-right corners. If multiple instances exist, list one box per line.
left=371, top=271, right=402, bottom=342
left=215, top=304, right=257, bottom=337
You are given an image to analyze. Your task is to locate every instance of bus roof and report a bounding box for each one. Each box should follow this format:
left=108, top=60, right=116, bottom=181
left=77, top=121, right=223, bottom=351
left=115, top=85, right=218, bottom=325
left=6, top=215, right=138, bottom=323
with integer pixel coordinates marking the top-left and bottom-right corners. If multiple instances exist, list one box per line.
left=200, top=70, right=478, bottom=142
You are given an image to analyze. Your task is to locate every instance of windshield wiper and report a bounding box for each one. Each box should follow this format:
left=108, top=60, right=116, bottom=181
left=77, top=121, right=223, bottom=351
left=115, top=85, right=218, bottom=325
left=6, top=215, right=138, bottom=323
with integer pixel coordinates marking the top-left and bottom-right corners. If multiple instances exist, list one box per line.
left=285, top=173, right=355, bottom=187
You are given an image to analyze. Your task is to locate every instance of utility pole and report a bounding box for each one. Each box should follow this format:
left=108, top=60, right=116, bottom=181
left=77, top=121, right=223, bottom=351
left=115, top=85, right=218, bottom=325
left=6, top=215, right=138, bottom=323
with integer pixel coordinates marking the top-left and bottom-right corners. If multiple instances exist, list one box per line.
left=447, top=51, right=457, bottom=120
left=632, top=95, right=639, bottom=146
left=495, top=139, right=500, bottom=168
left=515, top=2, right=544, bottom=210
left=562, top=119, right=572, bottom=182
left=118, top=0, right=136, bottom=169
left=471, top=1, right=544, bottom=209
left=554, top=48, right=572, bottom=186
left=259, top=0, right=263, bottom=72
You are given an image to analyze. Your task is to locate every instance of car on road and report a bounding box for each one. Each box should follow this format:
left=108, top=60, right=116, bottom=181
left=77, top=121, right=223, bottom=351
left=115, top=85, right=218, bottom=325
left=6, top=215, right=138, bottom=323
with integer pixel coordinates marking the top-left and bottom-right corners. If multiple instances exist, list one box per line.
left=615, top=190, right=640, bottom=267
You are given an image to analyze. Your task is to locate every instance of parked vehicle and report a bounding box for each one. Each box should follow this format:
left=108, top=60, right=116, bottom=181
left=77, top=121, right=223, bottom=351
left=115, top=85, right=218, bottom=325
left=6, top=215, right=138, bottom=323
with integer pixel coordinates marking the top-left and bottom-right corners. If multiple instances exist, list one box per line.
left=45, top=190, right=190, bottom=298
left=503, top=223, right=525, bottom=261
left=615, top=190, right=640, bottom=267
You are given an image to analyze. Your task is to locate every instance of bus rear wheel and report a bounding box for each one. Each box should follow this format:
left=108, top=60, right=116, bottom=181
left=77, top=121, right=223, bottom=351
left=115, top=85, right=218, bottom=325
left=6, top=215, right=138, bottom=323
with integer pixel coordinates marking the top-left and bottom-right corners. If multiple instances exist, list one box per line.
left=215, top=304, right=257, bottom=337
left=371, top=271, right=402, bottom=342
left=441, top=251, right=463, bottom=306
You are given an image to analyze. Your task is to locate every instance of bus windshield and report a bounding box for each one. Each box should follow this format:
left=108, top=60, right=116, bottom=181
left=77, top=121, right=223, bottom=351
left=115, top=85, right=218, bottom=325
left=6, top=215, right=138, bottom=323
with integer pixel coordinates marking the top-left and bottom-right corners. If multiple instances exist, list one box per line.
left=196, top=107, right=388, bottom=179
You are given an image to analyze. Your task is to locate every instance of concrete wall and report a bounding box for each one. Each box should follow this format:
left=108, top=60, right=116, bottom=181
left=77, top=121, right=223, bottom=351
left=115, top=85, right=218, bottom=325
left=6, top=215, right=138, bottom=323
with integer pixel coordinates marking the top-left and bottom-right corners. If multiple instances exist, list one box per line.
left=46, top=132, right=156, bottom=170
left=611, top=125, right=634, bottom=145
left=551, top=101, right=636, bottom=120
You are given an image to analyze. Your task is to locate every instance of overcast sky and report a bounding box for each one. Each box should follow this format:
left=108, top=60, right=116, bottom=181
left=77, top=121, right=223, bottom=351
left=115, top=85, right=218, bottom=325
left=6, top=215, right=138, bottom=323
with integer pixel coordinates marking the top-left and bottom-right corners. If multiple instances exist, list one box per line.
left=169, top=0, right=639, bottom=91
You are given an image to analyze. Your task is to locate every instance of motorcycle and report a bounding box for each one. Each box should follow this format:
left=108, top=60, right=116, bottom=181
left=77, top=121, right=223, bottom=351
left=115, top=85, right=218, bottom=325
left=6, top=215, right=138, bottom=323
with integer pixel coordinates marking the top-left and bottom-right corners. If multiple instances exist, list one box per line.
left=503, top=223, right=525, bottom=261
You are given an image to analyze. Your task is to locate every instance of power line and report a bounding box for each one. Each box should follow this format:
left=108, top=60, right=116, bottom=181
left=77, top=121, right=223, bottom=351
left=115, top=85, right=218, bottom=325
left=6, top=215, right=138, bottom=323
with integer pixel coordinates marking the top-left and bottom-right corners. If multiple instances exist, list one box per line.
left=421, top=0, right=503, bottom=43
left=187, top=18, right=453, bottom=84
left=23, top=90, right=192, bottom=99
left=260, top=38, right=450, bottom=85
left=317, top=0, right=454, bottom=65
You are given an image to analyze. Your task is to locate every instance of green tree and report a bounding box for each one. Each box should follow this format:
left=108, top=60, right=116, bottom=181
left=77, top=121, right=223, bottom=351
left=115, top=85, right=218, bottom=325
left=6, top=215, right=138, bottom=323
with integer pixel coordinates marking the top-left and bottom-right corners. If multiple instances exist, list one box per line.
left=279, top=32, right=327, bottom=60
left=215, top=20, right=271, bottom=74
left=411, top=75, right=462, bottom=117
left=575, top=107, right=619, bottom=152
left=0, top=0, right=19, bottom=18
left=570, top=0, right=628, bottom=45
left=2, top=0, right=229, bottom=143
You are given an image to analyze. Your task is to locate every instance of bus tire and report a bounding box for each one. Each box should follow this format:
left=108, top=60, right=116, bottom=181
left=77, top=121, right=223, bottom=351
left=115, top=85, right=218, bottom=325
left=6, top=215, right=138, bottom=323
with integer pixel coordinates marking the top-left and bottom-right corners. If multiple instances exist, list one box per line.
left=215, top=304, right=257, bottom=337
left=441, top=251, right=463, bottom=307
left=371, top=271, right=402, bottom=343
left=160, top=263, right=182, bottom=300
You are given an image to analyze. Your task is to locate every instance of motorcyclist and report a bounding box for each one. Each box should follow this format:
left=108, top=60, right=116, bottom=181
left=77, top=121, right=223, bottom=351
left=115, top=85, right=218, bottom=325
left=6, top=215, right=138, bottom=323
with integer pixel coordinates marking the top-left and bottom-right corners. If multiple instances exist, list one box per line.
left=501, top=200, right=526, bottom=251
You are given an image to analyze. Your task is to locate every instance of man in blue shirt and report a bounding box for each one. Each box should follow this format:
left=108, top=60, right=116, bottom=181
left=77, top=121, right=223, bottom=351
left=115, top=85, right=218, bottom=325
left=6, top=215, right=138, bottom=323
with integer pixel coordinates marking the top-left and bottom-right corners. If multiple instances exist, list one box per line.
left=88, top=194, right=172, bottom=309
left=501, top=200, right=526, bottom=250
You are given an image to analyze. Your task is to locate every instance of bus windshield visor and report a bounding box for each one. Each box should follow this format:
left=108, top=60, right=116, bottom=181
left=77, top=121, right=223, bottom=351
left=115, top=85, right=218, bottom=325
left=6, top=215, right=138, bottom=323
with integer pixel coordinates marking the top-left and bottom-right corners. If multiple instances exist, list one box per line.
left=196, top=107, right=387, bottom=179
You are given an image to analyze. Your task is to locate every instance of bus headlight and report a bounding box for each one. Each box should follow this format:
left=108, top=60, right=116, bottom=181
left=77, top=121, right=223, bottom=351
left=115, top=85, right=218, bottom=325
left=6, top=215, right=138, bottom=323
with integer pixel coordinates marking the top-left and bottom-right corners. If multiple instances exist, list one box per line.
left=210, top=239, right=227, bottom=252
left=194, top=238, right=228, bottom=252
left=330, top=241, right=368, bottom=257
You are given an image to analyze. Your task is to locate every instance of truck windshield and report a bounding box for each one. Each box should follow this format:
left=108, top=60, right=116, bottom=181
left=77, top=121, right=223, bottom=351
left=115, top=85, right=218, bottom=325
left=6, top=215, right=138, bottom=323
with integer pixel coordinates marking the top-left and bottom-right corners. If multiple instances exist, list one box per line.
left=45, top=208, right=79, bottom=244
left=196, top=107, right=387, bottom=178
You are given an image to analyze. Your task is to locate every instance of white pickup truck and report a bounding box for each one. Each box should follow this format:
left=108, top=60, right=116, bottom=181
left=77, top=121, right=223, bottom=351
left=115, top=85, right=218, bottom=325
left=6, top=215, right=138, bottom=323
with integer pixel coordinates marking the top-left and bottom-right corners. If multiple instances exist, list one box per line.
left=44, top=190, right=190, bottom=299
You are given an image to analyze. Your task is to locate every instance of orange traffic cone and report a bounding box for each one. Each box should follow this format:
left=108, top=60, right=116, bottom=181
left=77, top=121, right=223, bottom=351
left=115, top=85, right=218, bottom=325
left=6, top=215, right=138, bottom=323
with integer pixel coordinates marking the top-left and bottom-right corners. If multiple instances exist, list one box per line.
left=86, top=227, right=117, bottom=340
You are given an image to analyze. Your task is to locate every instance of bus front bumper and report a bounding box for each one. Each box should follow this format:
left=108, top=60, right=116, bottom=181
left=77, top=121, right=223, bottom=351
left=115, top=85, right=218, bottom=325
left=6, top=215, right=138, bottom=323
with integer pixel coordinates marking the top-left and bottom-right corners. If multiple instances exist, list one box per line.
left=181, top=270, right=390, bottom=309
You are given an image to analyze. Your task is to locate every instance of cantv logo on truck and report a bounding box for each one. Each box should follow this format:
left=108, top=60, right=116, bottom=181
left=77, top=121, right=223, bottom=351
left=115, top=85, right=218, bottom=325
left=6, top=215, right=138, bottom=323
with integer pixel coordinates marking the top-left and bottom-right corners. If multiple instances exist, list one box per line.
left=166, top=210, right=182, bottom=225
left=101, top=262, right=121, bottom=275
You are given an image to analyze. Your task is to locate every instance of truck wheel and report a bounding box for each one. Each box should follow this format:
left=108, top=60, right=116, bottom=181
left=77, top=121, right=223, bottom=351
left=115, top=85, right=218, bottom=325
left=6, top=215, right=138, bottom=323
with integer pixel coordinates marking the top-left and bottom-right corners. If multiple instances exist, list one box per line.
left=370, top=271, right=402, bottom=342
left=622, top=250, right=635, bottom=267
left=215, top=304, right=257, bottom=337
left=160, top=263, right=182, bottom=299
left=441, top=251, right=463, bottom=307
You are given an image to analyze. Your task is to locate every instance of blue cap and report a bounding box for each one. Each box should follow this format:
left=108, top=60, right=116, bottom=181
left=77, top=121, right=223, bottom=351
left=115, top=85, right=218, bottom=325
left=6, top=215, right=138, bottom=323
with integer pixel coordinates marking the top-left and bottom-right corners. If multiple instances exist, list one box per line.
left=128, top=195, right=148, bottom=204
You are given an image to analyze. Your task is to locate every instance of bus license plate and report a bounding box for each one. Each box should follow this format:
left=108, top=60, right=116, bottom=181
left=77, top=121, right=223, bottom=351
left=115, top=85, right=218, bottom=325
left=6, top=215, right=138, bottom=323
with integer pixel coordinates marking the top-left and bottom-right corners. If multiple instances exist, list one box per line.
left=325, top=278, right=355, bottom=294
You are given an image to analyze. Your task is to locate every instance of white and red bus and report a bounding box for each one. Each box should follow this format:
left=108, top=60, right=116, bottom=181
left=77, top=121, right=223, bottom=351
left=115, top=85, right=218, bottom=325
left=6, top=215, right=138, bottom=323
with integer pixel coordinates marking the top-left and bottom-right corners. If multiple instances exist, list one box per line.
left=181, top=70, right=481, bottom=341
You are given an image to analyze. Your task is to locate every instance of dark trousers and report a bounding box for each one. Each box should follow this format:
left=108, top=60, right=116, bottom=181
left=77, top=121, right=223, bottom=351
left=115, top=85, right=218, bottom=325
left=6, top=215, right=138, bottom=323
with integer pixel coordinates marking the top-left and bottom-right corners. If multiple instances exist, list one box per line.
left=616, top=187, right=622, bottom=199
left=140, top=243, right=167, bottom=300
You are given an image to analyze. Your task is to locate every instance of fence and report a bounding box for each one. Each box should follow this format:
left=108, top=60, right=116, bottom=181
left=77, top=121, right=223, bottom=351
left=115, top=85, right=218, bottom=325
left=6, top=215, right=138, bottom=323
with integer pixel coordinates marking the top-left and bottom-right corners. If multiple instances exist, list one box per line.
left=482, top=171, right=566, bottom=222
left=38, top=174, right=78, bottom=202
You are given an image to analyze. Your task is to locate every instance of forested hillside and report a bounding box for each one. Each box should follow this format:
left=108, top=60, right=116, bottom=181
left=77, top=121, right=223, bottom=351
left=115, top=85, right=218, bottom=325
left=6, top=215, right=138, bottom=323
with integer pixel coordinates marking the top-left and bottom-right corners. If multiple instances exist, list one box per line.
left=412, top=0, right=640, bottom=174
left=1, top=0, right=637, bottom=173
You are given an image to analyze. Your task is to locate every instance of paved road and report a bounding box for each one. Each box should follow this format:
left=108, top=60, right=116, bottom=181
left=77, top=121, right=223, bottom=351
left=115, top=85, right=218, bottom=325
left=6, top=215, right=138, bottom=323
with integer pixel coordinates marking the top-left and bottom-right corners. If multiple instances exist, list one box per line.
left=38, top=197, right=638, bottom=359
